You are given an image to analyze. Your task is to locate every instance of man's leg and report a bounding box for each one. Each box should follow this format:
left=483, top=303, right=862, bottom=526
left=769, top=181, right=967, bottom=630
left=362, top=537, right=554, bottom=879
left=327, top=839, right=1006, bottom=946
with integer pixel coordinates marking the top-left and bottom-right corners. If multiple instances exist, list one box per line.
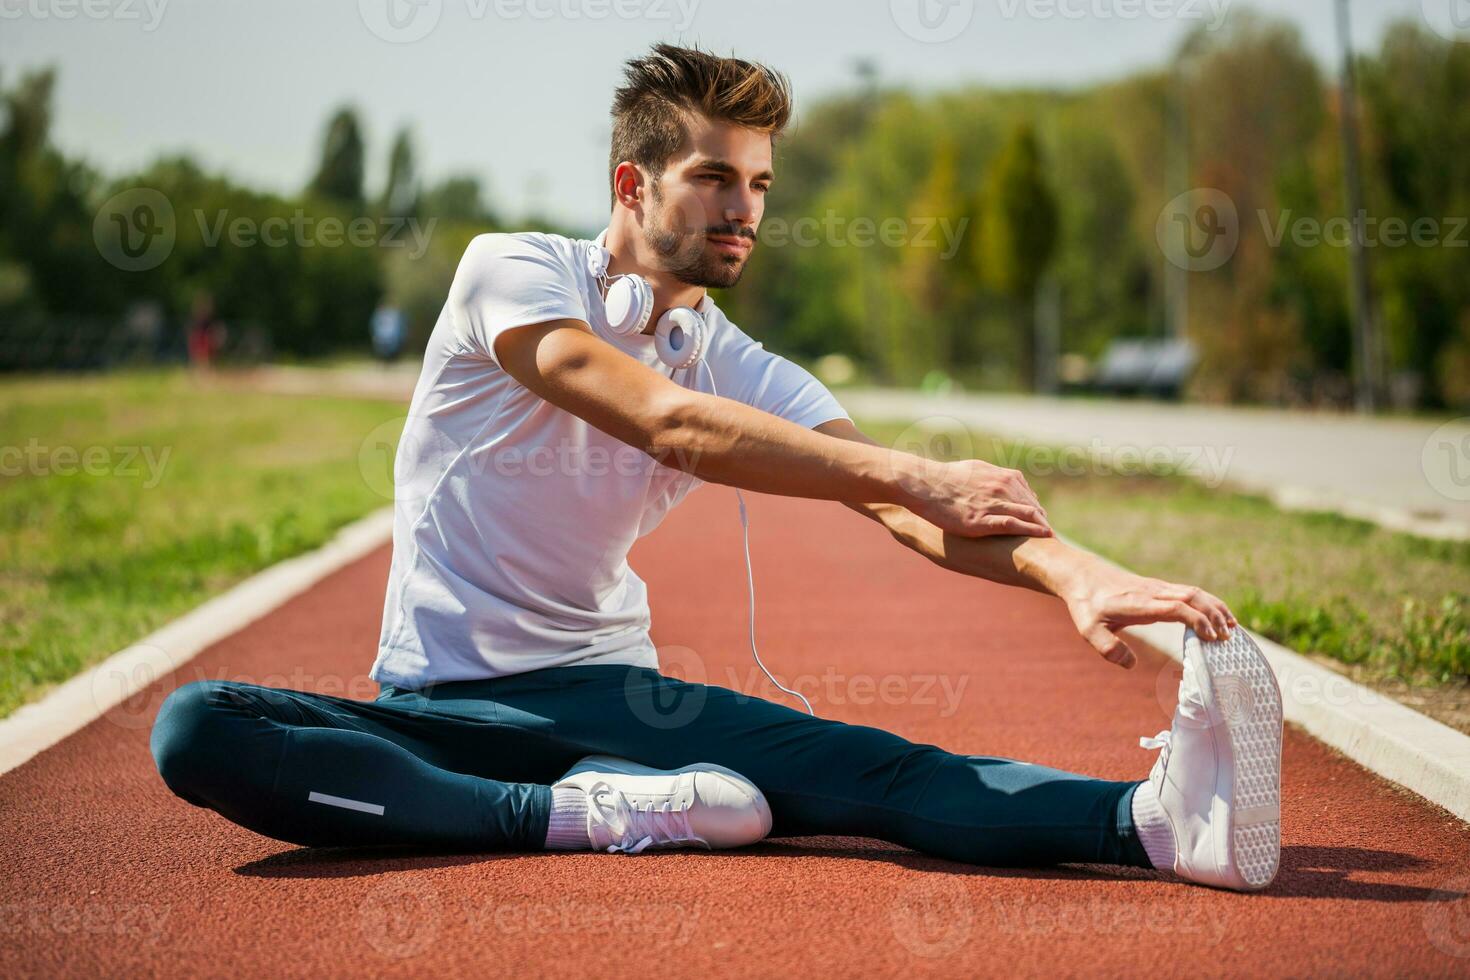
left=486, top=666, right=1151, bottom=868
left=150, top=680, right=559, bottom=850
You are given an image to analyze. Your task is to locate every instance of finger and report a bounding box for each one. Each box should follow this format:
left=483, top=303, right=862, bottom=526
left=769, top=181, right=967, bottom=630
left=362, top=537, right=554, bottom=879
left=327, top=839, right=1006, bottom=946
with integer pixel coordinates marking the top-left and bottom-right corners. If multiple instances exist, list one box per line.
left=1157, top=585, right=1232, bottom=638
left=1201, top=590, right=1239, bottom=630
left=976, top=502, right=1046, bottom=525
left=1116, top=598, right=1219, bottom=640
left=1015, top=478, right=1044, bottom=512
left=999, top=469, right=1043, bottom=510
left=1203, top=595, right=1236, bottom=637
left=976, top=515, right=1053, bottom=538
left=1085, top=624, right=1136, bottom=669
left=982, top=500, right=1050, bottom=525
left=1163, top=599, right=1220, bottom=640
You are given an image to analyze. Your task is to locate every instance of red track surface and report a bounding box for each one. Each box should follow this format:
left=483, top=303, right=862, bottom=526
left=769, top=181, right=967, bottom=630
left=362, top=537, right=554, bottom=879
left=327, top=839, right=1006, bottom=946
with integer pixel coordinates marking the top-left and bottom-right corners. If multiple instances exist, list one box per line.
left=4, top=491, right=1470, bottom=977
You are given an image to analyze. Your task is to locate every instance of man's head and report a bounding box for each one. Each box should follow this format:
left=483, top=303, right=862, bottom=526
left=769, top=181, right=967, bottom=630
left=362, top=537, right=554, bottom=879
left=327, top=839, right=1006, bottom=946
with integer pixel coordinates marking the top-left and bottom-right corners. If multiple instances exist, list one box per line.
left=609, top=44, right=791, bottom=289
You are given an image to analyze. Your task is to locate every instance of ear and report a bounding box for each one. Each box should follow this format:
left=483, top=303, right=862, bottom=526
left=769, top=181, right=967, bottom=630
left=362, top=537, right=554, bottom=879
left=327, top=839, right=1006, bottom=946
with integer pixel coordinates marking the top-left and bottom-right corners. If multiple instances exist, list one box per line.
left=612, top=162, right=644, bottom=211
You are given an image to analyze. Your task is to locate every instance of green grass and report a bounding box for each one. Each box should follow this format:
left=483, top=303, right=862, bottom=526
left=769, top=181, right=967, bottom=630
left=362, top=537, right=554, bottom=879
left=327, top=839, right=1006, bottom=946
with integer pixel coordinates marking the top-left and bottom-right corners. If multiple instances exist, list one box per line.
left=855, top=418, right=1470, bottom=685
left=0, top=370, right=405, bottom=719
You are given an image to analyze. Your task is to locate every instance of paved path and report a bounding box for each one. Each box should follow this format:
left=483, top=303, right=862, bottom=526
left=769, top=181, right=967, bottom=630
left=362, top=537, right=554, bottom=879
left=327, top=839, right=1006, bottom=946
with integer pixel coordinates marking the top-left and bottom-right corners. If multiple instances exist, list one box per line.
left=841, top=390, right=1470, bottom=540
left=246, top=368, right=1470, bottom=540
left=3, top=490, right=1469, bottom=976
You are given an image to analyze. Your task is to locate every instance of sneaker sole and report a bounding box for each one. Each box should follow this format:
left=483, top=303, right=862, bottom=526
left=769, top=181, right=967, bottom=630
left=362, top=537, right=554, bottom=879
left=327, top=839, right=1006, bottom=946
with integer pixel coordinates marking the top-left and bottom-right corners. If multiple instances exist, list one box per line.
left=1193, top=628, right=1284, bottom=890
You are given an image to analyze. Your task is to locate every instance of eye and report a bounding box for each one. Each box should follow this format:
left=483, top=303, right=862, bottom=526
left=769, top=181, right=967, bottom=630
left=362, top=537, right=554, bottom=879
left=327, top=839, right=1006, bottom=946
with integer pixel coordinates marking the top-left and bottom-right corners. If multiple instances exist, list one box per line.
left=753, top=183, right=771, bottom=194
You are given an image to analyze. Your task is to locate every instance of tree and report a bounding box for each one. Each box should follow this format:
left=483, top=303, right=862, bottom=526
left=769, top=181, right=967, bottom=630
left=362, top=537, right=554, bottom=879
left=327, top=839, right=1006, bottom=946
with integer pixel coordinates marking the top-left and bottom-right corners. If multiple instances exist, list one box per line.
left=379, top=127, right=419, bottom=219
left=897, top=136, right=966, bottom=377
left=309, top=107, right=366, bottom=208
left=1182, top=14, right=1326, bottom=403
left=1047, top=113, right=1152, bottom=358
left=0, top=67, right=114, bottom=317
left=1358, top=22, right=1470, bottom=407
left=976, top=123, right=1059, bottom=389
left=418, top=175, right=494, bottom=225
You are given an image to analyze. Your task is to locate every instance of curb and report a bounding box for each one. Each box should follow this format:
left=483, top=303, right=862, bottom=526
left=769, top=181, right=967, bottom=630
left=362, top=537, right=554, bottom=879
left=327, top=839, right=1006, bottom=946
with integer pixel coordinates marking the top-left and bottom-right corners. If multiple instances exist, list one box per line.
left=1123, top=620, right=1470, bottom=824
left=0, top=508, right=394, bottom=778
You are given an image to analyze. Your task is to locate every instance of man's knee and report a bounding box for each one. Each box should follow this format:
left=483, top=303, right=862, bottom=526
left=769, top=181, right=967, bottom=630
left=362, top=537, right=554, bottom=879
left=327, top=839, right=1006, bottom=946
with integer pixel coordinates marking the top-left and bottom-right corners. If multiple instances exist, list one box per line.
left=150, top=680, right=238, bottom=800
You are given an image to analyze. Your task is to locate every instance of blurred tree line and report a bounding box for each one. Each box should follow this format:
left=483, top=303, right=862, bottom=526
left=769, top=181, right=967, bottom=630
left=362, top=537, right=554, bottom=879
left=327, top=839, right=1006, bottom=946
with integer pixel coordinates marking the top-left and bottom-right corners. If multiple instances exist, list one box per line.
left=723, top=12, right=1470, bottom=409
left=1, top=9, right=1465, bottom=408
left=0, top=71, right=547, bottom=362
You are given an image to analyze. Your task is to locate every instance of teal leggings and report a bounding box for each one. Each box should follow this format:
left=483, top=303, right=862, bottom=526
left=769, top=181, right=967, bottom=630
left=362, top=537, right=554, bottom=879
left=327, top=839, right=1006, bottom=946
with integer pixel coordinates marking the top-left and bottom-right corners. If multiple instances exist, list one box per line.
left=150, top=666, right=1150, bottom=868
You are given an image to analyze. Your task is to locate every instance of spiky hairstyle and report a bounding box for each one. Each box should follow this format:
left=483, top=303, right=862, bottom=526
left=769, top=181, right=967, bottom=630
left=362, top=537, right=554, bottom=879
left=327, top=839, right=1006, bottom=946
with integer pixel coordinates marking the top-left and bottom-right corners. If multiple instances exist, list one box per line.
left=608, top=43, right=792, bottom=204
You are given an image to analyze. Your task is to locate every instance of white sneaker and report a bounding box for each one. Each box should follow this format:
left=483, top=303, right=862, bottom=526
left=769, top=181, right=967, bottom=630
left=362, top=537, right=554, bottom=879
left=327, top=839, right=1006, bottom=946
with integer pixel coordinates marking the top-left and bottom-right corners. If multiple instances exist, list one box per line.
left=552, top=756, right=773, bottom=855
left=1141, top=627, right=1283, bottom=891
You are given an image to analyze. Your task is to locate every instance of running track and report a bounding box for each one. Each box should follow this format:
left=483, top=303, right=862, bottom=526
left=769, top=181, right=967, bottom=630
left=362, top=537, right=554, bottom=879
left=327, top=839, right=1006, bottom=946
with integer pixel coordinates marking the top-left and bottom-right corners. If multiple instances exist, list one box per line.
left=3, top=491, right=1470, bottom=977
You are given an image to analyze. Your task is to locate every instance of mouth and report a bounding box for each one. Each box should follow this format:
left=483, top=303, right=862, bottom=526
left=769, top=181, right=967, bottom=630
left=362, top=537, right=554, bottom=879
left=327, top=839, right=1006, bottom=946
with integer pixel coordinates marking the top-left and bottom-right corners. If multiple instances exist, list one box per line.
left=706, top=234, right=753, bottom=257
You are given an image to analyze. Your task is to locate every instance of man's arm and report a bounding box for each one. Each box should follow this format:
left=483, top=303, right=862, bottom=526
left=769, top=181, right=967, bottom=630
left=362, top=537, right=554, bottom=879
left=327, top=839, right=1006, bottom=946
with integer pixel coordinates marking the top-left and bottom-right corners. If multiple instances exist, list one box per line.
left=493, top=318, right=1052, bottom=540
left=816, top=418, right=1237, bottom=669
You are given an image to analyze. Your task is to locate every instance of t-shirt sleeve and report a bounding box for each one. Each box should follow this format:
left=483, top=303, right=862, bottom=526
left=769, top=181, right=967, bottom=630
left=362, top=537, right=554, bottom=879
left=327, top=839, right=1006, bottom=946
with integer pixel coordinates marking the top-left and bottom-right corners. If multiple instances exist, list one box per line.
left=711, top=324, right=850, bottom=430
left=447, top=233, right=590, bottom=368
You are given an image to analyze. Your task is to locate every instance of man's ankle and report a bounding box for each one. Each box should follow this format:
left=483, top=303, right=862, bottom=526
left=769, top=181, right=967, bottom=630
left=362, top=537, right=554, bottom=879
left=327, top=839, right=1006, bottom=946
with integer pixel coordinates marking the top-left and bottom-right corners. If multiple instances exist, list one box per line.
left=543, top=786, right=591, bottom=850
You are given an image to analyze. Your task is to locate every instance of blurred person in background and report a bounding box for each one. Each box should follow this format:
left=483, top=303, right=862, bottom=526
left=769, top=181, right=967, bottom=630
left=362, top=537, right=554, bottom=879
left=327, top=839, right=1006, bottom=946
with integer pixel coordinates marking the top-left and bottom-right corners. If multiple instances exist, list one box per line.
left=185, top=291, right=226, bottom=371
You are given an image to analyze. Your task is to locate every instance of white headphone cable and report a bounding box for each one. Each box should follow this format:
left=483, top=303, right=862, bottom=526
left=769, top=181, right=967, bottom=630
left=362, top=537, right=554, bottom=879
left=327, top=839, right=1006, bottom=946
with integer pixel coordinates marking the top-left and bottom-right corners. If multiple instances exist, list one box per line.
left=699, top=359, right=815, bottom=716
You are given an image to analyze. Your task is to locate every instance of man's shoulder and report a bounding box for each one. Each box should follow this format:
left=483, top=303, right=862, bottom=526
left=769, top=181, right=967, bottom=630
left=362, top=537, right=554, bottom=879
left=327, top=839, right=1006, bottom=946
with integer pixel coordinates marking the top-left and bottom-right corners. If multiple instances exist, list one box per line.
left=701, top=299, right=763, bottom=354
left=458, top=229, right=589, bottom=275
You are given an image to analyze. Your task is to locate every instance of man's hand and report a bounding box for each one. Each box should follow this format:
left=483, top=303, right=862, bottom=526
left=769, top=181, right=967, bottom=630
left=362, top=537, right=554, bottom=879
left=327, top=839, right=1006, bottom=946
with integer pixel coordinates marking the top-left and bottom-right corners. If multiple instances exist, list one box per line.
left=815, top=419, right=1237, bottom=670
left=1057, top=559, right=1238, bottom=670
left=897, top=456, right=1053, bottom=539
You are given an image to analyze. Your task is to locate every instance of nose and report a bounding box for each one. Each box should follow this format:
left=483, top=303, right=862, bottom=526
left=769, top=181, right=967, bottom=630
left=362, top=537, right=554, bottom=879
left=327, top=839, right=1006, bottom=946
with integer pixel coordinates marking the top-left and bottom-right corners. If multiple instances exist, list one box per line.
left=722, top=187, right=759, bottom=229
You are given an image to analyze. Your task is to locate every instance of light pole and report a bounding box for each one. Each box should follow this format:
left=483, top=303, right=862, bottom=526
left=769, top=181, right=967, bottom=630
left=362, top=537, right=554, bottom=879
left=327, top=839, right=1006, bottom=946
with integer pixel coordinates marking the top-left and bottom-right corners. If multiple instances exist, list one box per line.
left=1166, top=50, right=1192, bottom=342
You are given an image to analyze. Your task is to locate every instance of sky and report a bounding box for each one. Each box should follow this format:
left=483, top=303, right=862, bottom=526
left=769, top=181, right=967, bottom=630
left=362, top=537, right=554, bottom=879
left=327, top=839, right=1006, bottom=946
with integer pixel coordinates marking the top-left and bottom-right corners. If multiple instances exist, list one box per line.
left=0, top=0, right=1453, bottom=230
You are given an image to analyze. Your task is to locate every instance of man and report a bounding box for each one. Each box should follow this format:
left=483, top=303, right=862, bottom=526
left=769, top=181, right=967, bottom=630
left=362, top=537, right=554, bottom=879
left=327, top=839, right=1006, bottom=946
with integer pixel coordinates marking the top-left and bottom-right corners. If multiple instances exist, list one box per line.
left=152, top=44, right=1281, bottom=890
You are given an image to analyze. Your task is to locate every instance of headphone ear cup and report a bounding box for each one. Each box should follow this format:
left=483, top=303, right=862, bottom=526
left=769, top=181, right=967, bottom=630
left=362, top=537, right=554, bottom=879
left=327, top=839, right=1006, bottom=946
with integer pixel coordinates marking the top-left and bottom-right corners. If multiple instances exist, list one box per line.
left=603, top=275, right=653, bottom=337
left=655, top=307, right=706, bottom=370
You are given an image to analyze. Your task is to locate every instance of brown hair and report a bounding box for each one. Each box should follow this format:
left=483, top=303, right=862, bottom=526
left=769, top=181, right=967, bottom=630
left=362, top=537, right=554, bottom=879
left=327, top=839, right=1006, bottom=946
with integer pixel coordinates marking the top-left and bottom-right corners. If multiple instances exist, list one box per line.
left=609, top=43, right=792, bottom=205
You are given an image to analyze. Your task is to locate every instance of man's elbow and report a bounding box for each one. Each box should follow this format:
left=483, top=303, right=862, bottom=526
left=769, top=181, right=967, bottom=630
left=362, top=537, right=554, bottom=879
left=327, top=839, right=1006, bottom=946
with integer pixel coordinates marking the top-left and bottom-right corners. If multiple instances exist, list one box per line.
left=643, top=387, right=704, bottom=460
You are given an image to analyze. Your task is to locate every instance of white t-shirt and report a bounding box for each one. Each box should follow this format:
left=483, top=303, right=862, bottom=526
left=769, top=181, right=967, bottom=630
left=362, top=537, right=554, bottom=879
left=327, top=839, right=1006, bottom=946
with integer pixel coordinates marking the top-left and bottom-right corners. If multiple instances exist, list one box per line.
left=370, top=230, right=850, bottom=688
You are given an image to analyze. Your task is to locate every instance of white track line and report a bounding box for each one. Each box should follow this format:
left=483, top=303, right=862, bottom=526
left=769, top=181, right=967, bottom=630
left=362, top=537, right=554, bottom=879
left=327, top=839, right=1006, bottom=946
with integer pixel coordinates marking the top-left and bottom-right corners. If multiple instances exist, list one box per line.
left=0, top=508, right=394, bottom=777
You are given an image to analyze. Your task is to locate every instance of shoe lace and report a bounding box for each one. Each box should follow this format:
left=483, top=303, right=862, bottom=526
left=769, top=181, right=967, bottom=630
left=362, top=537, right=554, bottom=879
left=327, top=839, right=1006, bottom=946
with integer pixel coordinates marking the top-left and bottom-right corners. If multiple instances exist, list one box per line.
left=1139, top=730, right=1172, bottom=751
left=1140, top=729, right=1173, bottom=771
left=585, top=780, right=702, bottom=854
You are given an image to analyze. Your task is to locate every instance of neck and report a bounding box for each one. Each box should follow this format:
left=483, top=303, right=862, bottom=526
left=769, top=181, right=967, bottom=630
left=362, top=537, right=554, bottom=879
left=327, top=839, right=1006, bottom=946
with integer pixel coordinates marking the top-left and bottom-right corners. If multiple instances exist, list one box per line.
left=604, top=218, right=706, bottom=332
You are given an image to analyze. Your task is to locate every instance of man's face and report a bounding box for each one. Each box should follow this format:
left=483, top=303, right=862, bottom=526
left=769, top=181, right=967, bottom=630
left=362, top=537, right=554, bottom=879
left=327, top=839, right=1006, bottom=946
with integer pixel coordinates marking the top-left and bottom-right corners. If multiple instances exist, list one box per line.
left=641, top=116, right=773, bottom=289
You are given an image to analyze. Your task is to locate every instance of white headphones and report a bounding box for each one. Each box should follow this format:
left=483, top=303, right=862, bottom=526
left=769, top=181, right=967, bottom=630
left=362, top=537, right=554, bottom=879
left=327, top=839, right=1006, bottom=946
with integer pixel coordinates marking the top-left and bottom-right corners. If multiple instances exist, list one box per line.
left=587, top=243, right=708, bottom=371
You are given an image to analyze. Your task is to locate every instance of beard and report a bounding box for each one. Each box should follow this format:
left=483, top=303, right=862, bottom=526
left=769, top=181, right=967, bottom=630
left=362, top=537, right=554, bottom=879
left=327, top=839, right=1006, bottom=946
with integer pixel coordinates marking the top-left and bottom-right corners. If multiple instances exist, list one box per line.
left=642, top=182, right=755, bottom=289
